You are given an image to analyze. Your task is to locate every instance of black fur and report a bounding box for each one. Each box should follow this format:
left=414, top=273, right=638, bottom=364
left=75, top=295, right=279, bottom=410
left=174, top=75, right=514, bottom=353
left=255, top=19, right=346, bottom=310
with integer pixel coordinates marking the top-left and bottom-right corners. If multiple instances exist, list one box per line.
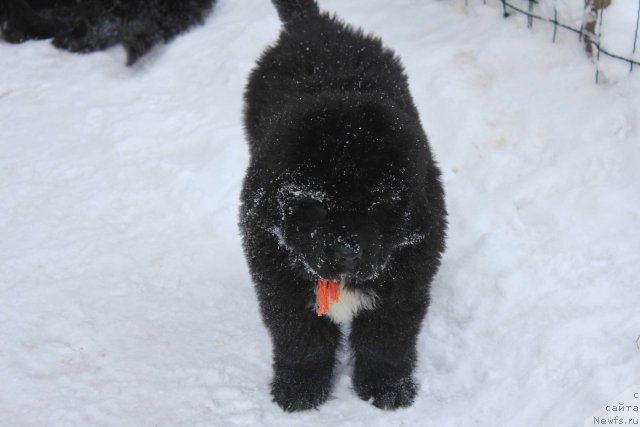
left=271, top=0, right=319, bottom=26
left=240, top=0, right=447, bottom=412
left=0, top=0, right=216, bottom=64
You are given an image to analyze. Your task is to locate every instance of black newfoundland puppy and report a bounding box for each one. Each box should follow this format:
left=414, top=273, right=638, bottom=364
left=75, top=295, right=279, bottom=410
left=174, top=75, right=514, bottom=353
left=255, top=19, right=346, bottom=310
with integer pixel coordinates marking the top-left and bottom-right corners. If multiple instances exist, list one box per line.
left=0, top=0, right=216, bottom=64
left=240, top=0, right=447, bottom=412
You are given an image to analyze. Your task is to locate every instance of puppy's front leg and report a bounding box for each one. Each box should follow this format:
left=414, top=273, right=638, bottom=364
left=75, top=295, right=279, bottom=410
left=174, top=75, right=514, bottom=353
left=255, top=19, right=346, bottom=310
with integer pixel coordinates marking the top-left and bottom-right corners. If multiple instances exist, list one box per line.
left=350, top=298, right=427, bottom=410
left=264, top=304, right=341, bottom=412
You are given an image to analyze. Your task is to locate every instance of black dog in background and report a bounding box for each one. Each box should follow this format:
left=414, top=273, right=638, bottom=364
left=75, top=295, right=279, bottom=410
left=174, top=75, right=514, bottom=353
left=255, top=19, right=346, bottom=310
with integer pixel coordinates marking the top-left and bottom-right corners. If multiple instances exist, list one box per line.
left=0, top=0, right=216, bottom=64
left=241, top=0, right=447, bottom=412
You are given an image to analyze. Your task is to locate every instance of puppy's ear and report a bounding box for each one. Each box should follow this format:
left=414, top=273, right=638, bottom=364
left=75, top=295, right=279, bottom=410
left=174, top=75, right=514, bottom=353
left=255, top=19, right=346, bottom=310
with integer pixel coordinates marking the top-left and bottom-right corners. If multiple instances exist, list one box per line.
left=354, top=103, right=396, bottom=132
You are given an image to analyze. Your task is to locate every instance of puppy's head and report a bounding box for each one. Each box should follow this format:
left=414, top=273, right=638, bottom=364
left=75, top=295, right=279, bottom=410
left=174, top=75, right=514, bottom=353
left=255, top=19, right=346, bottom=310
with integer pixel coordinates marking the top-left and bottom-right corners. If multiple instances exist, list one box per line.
left=271, top=97, right=431, bottom=284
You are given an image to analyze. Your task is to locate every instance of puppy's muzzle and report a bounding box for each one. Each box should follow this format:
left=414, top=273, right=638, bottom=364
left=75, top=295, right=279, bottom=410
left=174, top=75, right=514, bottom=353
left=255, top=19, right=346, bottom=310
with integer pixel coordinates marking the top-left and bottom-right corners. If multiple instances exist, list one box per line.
left=325, top=240, right=362, bottom=271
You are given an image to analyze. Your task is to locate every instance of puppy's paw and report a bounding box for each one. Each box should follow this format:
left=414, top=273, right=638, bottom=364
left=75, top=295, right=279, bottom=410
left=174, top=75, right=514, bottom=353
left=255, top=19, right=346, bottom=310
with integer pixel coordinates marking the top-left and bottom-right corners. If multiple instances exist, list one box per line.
left=122, top=29, right=162, bottom=65
left=52, top=19, right=119, bottom=53
left=353, top=374, right=417, bottom=410
left=52, top=25, right=95, bottom=52
left=2, top=24, right=29, bottom=43
left=1, top=14, right=54, bottom=43
left=271, top=369, right=332, bottom=412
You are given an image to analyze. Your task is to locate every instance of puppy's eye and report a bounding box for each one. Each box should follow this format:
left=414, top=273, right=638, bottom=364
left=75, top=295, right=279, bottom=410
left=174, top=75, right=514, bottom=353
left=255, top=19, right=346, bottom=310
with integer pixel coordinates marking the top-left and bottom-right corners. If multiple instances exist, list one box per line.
left=369, top=201, right=395, bottom=216
left=368, top=194, right=404, bottom=222
left=369, top=194, right=396, bottom=211
left=304, top=203, right=328, bottom=221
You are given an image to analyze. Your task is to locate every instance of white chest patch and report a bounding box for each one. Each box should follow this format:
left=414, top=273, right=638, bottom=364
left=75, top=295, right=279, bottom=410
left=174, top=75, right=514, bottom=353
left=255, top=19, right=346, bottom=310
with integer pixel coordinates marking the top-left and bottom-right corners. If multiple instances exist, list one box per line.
left=319, top=285, right=378, bottom=323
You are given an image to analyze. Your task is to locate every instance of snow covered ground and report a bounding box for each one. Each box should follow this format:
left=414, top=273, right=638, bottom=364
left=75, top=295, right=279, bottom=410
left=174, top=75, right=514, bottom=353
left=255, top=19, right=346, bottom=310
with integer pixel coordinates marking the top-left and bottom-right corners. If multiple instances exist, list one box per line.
left=1, top=0, right=638, bottom=426
left=491, top=0, right=640, bottom=82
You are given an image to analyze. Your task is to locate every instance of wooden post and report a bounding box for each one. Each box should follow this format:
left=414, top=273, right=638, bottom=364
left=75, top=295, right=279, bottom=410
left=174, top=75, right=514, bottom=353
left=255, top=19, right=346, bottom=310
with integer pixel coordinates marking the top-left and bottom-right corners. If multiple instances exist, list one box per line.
left=584, top=0, right=612, bottom=57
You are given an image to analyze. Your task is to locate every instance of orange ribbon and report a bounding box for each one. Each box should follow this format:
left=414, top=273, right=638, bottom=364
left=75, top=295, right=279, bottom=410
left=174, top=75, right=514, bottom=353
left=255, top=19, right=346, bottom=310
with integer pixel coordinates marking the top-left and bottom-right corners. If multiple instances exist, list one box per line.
left=316, top=278, right=340, bottom=316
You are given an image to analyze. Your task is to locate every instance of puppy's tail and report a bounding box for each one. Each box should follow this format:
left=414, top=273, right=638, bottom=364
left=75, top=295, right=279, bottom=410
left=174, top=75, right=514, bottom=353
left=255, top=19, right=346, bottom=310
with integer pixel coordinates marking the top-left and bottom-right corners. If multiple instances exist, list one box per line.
left=271, top=0, right=320, bottom=26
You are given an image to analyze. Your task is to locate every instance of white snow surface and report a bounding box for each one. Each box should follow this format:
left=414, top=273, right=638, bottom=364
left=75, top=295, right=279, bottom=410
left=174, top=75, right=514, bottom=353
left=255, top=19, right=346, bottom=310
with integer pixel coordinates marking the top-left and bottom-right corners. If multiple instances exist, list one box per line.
left=1, top=0, right=639, bottom=426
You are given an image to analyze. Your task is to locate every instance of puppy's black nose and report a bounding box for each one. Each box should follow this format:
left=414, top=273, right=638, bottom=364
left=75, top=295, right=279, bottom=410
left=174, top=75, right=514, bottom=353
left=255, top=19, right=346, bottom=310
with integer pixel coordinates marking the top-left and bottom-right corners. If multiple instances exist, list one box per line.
left=330, top=243, right=362, bottom=263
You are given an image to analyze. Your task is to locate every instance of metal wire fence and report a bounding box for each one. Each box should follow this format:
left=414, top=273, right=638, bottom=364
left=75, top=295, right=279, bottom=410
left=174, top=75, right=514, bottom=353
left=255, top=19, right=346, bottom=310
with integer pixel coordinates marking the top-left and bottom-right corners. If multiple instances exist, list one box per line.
left=467, top=0, right=640, bottom=82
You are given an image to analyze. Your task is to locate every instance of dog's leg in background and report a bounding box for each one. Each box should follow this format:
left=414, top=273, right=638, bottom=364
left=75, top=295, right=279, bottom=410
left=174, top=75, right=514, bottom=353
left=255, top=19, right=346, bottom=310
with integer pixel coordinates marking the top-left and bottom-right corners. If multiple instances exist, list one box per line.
left=50, top=0, right=217, bottom=65
left=260, top=299, right=341, bottom=412
left=1, top=0, right=217, bottom=65
left=349, top=299, right=427, bottom=410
